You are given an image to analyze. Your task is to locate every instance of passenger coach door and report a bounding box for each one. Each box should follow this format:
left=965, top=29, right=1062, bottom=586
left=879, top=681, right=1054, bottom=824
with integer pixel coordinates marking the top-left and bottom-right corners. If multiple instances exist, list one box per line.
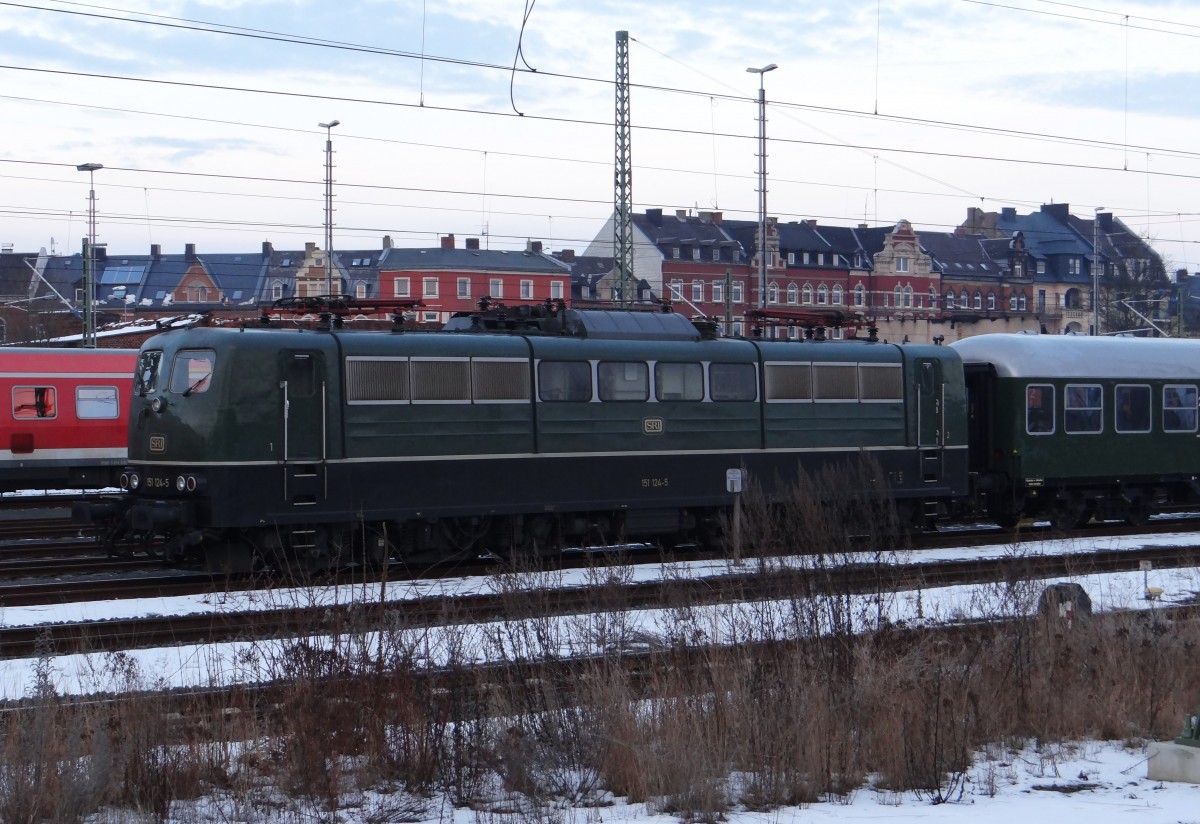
left=280, top=351, right=327, bottom=506
left=916, top=359, right=943, bottom=483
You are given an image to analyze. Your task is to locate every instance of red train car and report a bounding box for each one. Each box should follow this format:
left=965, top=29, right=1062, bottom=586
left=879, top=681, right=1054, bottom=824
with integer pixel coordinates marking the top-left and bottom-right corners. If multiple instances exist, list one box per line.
left=0, top=348, right=137, bottom=492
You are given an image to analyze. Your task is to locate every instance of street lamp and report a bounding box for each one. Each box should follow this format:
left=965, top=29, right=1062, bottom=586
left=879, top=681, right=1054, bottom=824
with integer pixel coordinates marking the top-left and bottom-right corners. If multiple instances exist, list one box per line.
left=746, top=63, right=777, bottom=315
left=76, top=162, right=103, bottom=348
left=319, top=120, right=340, bottom=296
left=1093, top=206, right=1104, bottom=336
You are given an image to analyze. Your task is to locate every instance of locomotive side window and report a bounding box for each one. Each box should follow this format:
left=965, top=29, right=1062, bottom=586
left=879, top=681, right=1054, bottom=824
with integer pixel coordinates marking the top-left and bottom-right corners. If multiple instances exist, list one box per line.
left=473, top=360, right=530, bottom=402
left=1163, top=385, right=1198, bottom=433
left=598, top=362, right=649, bottom=402
left=538, top=361, right=591, bottom=402
left=1064, top=384, right=1102, bottom=433
left=286, top=354, right=317, bottom=398
left=346, top=358, right=409, bottom=402
left=1115, top=384, right=1151, bottom=433
left=859, top=364, right=903, bottom=402
left=76, top=387, right=119, bottom=419
left=168, top=349, right=215, bottom=395
left=134, top=350, right=163, bottom=396
left=655, top=362, right=703, bottom=402
left=764, top=363, right=812, bottom=402
left=12, top=387, right=56, bottom=419
left=813, top=364, right=857, bottom=402
left=411, top=359, right=471, bottom=403
left=709, top=363, right=757, bottom=402
left=1026, top=384, right=1054, bottom=434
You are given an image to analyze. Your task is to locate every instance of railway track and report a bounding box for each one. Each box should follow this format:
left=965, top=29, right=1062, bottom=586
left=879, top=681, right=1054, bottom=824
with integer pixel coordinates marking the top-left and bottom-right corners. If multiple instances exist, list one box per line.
left=0, top=540, right=1196, bottom=659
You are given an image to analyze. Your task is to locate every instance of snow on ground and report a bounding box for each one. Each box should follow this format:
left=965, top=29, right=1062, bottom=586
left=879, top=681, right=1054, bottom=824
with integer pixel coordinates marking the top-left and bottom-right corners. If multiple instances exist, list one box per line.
left=2, top=529, right=1198, bottom=701
left=155, top=739, right=1198, bottom=823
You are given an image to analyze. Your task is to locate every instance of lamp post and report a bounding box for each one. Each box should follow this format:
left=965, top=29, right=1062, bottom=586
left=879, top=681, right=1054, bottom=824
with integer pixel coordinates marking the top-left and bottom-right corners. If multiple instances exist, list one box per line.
left=319, top=120, right=340, bottom=296
left=1093, top=206, right=1104, bottom=336
left=746, top=63, right=777, bottom=316
left=76, top=162, right=103, bottom=348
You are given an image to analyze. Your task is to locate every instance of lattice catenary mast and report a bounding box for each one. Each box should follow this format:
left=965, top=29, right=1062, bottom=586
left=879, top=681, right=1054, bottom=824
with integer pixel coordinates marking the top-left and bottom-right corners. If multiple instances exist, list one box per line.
left=614, top=30, right=635, bottom=308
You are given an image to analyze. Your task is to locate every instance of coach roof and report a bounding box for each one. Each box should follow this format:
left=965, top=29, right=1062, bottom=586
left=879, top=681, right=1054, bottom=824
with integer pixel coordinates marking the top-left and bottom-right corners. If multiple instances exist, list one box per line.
left=951, top=333, right=1200, bottom=380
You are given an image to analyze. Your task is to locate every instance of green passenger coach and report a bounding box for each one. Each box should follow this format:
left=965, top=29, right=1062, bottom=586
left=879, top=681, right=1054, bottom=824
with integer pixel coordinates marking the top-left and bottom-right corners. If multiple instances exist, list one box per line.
left=952, top=334, right=1200, bottom=528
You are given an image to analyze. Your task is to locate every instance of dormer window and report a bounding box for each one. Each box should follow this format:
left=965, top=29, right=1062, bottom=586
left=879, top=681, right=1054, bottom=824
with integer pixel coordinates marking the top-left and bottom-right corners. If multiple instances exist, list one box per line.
left=672, top=247, right=680, bottom=259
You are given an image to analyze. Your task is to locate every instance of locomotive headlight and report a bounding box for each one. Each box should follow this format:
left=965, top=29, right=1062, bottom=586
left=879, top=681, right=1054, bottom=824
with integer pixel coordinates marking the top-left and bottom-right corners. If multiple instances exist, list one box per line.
left=176, top=475, right=187, bottom=492
left=151, top=397, right=165, bottom=413
left=119, top=472, right=130, bottom=490
left=128, top=473, right=140, bottom=490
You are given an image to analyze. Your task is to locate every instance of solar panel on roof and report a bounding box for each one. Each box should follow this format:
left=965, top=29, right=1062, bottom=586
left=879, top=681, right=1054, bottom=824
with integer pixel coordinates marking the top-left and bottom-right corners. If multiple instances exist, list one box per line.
left=99, top=264, right=144, bottom=286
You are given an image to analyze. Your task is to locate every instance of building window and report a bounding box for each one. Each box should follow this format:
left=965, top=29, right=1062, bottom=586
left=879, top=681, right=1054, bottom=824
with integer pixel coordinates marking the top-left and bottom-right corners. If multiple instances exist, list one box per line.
left=490, top=278, right=503, bottom=299
left=958, top=289, right=968, bottom=308
left=1014, top=261, right=1024, bottom=277
left=731, top=282, right=744, bottom=303
left=786, top=283, right=798, bottom=304
left=896, top=256, right=910, bottom=273
left=356, top=282, right=367, bottom=299
left=802, top=284, right=814, bottom=305
left=457, top=278, right=471, bottom=299
left=671, top=247, right=680, bottom=259
left=973, top=291, right=982, bottom=310
left=692, top=280, right=704, bottom=302
left=187, top=282, right=208, bottom=302
left=394, top=277, right=410, bottom=298
left=550, top=281, right=563, bottom=299
left=691, top=247, right=700, bottom=261
left=987, top=292, right=996, bottom=310
left=1019, top=294, right=1027, bottom=311
left=817, top=285, right=828, bottom=305
left=893, top=286, right=902, bottom=307
left=1068, top=258, right=1081, bottom=276
left=422, top=277, right=439, bottom=298
left=712, top=248, right=720, bottom=262
left=1037, top=261, right=1046, bottom=274
left=817, top=253, right=825, bottom=266
left=787, top=252, right=795, bottom=265
left=712, top=281, right=724, bottom=303
left=802, top=252, right=811, bottom=264
left=670, top=280, right=684, bottom=301
left=767, top=283, right=779, bottom=304
left=945, top=290, right=955, bottom=309
left=520, top=280, right=533, bottom=299
left=903, top=286, right=913, bottom=308
left=854, top=284, right=865, bottom=307
left=272, top=281, right=284, bottom=300
left=832, top=285, right=843, bottom=305
left=1009, top=294, right=1018, bottom=311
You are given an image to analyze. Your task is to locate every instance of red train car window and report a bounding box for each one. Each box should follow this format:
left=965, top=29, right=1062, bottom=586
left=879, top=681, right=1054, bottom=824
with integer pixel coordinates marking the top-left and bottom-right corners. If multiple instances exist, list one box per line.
left=12, top=387, right=56, bottom=419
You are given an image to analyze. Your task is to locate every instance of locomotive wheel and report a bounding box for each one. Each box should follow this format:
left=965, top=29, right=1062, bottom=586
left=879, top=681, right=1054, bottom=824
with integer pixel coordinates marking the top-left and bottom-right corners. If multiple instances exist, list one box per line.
left=1123, top=499, right=1150, bottom=528
left=1047, top=498, right=1091, bottom=531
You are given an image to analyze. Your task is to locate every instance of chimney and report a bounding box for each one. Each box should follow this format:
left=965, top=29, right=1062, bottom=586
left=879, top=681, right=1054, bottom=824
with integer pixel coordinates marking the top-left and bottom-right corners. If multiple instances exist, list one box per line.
left=699, top=210, right=713, bottom=223
left=561, top=249, right=576, bottom=263
left=151, top=243, right=161, bottom=259
left=382, top=235, right=393, bottom=249
left=440, top=234, right=455, bottom=249
left=95, top=246, right=107, bottom=262
left=1177, top=269, right=1188, bottom=284
left=261, top=241, right=272, bottom=257
left=531, top=240, right=543, bottom=254
left=1097, top=212, right=1114, bottom=232
left=1040, top=203, right=1070, bottom=221
left=465, top=237, right=480, bottom=250
left=646, top=208, right=663, bottom=226
left=675, top=209, right=687, bottom=218
left=185, top=243, right=196, bottom=259
left=305, top=241, right=317, bottom=256
left=712, top=211, right=722, bottom=225
left=1001, top=207, right=1017, bottom=220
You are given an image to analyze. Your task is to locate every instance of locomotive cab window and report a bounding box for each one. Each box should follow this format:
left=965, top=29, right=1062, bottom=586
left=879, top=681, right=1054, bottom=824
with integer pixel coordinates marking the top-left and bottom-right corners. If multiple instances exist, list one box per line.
left=1115, top=385, right=1151, bottom=433
left=709, top=363, right=757, bottom=402
left=1163, top=385, right=1198, bottom=433
left=1026, top=384, right=1054, bottom=434
left=76, top=387, right=119, bottom=419
left=598, top=362, right=649, bottom=402
left=168, top=349, right=215, bottom=395
left=655, top=362, right=703, bottom=401
left=134, top=350, right=163, bottom=396
left=1064, top=384, right=1102, bottom=434
left=12, top=387, right=56, bottom=419
left=538, top=361, right=592, bottom=402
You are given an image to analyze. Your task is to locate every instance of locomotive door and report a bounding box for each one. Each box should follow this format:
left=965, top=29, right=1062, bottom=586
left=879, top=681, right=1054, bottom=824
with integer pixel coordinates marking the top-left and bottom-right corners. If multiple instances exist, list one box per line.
left=916, top=359, right=943, bottom=483
left=280, top=351, right=327, bottom=506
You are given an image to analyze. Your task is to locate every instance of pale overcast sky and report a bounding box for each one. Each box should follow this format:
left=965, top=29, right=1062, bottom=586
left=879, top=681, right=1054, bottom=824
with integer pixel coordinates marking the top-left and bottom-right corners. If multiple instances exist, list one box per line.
left=2, top=0, right=1199, bottom=271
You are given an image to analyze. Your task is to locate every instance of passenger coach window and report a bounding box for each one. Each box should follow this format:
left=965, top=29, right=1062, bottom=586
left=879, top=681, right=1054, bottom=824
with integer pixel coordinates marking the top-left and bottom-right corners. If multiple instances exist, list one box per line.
left=709, top=363, right=757, bottom=401
left=1064, top=384, right=1102, bottom=433
left=168, top=350, right=215, bottom=395
left=599, top=362, right=649, bottom=402
left=538, top=361, right=591, bottom=402
left=1026, top=384, right=1054, bottom=434
left=655, top=362, right=703, bottom=401
left=76, top=387, right=119, bottom=419
left=12, top=387, right=55, bottom=419
left=1163, top=385, right=1198, bottom=432
left=1115, top=385, right=1151, bottom=433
